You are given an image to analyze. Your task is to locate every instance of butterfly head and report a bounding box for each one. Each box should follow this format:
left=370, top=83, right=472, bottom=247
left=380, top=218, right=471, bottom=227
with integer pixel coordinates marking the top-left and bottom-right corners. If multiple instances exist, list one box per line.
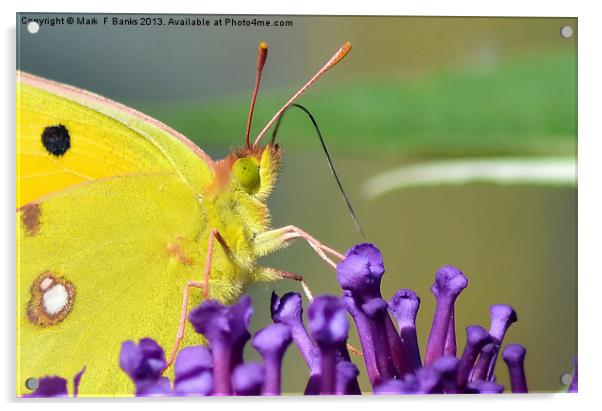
left=211, top=144, right=281, bottom=202
left=212, top=42, right=350, bottom=200
left=235, top=144, right=282, bottom=200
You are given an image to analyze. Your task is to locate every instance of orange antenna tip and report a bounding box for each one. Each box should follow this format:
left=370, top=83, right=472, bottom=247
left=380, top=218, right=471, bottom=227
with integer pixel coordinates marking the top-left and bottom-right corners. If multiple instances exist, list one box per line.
left=245, top=41, right=270, bottom=148
left=252, top=42, right=352, bottom=148
left=337, top=41, right=352, bottom=61
left=256, top=41, right=268, bottom=71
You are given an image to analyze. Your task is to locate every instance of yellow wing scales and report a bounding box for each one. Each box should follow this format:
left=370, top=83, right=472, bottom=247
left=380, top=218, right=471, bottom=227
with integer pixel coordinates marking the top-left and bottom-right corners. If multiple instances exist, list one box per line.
left=18, top=175, right=208, bottom=396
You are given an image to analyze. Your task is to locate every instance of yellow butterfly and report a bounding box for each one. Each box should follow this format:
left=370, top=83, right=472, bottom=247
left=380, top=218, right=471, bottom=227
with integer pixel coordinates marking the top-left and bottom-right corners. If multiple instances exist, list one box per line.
left=16, top=42, right=351, bottom=396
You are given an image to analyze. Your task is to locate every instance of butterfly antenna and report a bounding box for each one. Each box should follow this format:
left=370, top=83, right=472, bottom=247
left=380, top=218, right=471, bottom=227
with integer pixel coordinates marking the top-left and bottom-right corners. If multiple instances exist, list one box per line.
left=253, top=42, right=352, bottom=148
left=245, top=42, right=269, bottom=149
left=271, top=103, right=365, bottom=238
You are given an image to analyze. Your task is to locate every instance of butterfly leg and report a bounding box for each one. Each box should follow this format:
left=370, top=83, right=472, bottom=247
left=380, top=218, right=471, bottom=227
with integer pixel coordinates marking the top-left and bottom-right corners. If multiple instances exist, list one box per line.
left=254, top=232, right=363, bottom=357
left=164, top=228, right=232, bottom=371
left=254, top=266, right=314, bottom=301
left=163, top=280, right=205, bottom=372
left=255, top=225, right=344, bottom=269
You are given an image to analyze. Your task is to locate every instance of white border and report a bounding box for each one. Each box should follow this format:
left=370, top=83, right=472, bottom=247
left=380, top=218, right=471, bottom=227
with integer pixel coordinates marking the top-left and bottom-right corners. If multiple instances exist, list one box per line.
left=2, top=1, right=599, bottom=410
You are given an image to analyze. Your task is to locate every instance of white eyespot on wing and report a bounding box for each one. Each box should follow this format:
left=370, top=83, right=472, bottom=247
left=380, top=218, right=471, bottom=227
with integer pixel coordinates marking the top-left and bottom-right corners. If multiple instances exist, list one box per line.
left=27, top=272, right=75, bottom=327
left=42, top=284, right=69, bottom=315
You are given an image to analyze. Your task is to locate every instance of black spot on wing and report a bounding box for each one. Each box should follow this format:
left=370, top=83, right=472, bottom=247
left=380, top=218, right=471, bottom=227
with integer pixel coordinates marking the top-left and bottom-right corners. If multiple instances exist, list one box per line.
left=41, top=125, right=71, bottom=156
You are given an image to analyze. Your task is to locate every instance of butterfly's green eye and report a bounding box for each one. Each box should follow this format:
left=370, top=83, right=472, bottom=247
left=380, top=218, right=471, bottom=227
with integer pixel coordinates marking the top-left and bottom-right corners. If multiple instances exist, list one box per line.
left=232, top=157, right=260, bottom=191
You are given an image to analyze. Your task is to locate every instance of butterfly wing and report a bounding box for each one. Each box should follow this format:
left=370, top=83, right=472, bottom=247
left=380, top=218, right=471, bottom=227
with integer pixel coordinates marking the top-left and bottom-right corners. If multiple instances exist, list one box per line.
left=18, top=174, right=211, bottom=396
left=16, top=73, right=221, bottom=396
left=17, top=71, right=215, bottom=207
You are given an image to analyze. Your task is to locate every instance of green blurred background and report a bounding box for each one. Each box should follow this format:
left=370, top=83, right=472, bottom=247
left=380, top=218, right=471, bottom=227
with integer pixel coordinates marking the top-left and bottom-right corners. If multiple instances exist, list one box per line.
left=18, top=15, right=577, bottom=393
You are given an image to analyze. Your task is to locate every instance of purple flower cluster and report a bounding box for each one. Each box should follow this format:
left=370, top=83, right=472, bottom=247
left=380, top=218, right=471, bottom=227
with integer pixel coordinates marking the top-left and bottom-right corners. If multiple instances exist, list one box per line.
left=24, top=243, right=578, bottom=396
left=331, top=244, right=527, bottom=394
left=22, top=367, right=86, bottom=398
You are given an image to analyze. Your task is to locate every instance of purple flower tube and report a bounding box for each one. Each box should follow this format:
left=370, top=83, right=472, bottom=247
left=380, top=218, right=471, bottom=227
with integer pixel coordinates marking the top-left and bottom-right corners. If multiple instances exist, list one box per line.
left=502, top=344, right=528, bottom=393
left=337, top=243, right=410, bottom=382
left=470, top=343, right=496, bottom=382
left=271, top=292, right=317, bottom=370
left=360, top=297, right=400, bottom=382
left=456, top=326, right=492, bottom=391
left=342, top=292, right=380, bottom=385
left=308, top=295, right=349, bottom=395
left=119, top=338, right=171, bottom=396
left=188, top=296, right=252, bottom=395
left=270, top=291, right=324, bottom=395
left=335, top=361, right=361, bottom=395
left=252, top=323, right=292, bottom=395
left=425, top=266, right=468, bottom=366
left=443, top=311, right=457, bottom=357
left=485, top=304, right=517, bottom=379
left=388, top=289, right=422, bottom=371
